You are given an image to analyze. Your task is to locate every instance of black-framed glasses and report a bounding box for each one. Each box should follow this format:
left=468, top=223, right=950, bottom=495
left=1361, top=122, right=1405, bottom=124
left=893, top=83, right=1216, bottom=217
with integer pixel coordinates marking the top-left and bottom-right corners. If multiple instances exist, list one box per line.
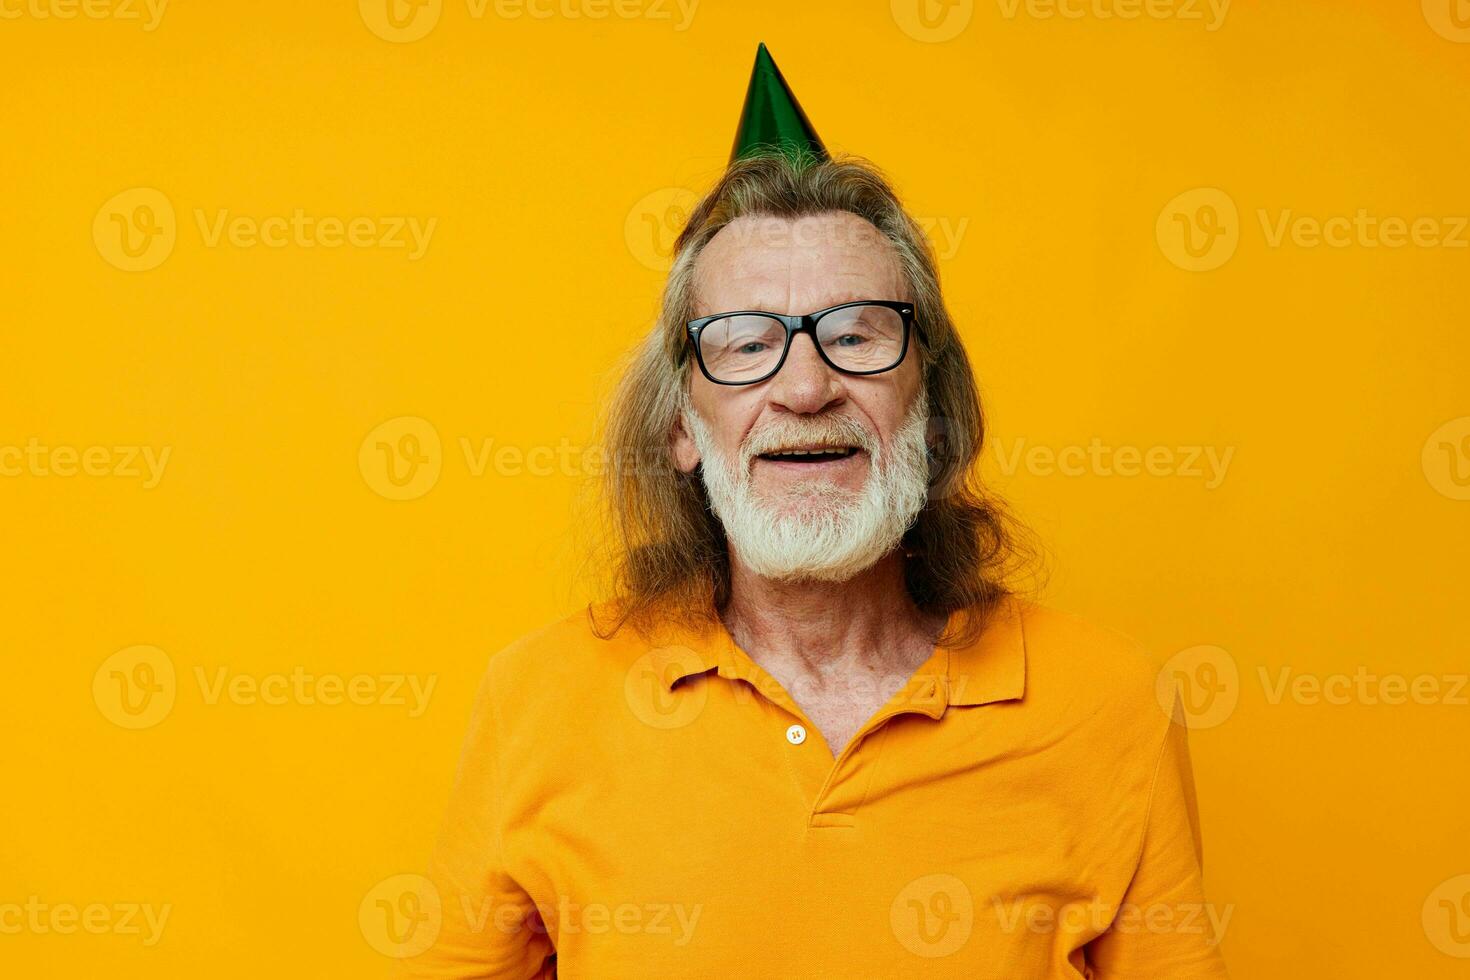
left=685, top=300, right=917, bottom=386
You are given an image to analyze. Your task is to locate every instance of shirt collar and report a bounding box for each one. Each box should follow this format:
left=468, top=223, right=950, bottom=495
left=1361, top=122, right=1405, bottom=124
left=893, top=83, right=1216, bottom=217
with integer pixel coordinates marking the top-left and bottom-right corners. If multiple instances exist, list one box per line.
left=646, top=594, right=1028, bottom=712
left=945, top=593, right=1028, bottom=707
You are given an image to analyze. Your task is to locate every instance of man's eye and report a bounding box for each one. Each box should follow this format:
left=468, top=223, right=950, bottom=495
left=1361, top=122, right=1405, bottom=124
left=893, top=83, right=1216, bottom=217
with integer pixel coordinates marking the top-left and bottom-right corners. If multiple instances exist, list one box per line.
left=831, top=333, right=868, bottom=347
left=735, top=341, right=770, bottom=354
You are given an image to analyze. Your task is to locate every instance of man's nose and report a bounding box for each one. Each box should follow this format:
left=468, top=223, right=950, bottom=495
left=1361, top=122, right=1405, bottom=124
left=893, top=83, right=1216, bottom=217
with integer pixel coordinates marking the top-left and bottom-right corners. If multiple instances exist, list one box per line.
left=766, top=332, right=844, bottom=414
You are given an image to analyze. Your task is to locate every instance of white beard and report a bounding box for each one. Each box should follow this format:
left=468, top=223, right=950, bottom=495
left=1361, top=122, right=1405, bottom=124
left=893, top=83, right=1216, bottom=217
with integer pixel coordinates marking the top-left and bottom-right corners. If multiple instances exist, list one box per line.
left=682, top=389, right=932, bottom=583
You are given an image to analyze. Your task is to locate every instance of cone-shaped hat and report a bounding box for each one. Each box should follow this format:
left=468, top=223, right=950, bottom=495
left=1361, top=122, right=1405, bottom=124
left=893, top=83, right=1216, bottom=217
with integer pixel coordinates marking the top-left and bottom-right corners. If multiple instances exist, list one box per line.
left=730, top=43, right=829, bottom=164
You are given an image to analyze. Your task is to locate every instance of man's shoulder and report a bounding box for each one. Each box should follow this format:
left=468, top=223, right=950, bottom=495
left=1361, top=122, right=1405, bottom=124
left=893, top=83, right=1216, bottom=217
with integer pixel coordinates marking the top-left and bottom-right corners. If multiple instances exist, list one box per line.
left=1016, top=599, right=1159, bottom=676
left=1011, top=598, right=1168, bottom=723
left=481, top=604, right=632, bottom=691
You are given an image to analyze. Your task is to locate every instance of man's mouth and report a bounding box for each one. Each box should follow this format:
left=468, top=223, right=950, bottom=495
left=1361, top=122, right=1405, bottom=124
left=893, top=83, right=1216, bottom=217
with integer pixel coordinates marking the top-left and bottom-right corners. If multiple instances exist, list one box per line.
left=755, top=445, right=863, bottom=464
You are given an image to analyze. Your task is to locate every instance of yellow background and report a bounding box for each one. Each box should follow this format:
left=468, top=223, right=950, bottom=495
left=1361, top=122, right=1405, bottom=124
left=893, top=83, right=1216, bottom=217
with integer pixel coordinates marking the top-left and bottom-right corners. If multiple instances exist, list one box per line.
left=2, top=0, right=1468, bottom=976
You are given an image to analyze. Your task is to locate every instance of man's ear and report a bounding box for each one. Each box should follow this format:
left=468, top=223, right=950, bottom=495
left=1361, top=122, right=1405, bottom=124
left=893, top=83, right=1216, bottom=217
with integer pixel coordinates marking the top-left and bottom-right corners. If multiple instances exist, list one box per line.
left=670, top=412, right=702, bottom=474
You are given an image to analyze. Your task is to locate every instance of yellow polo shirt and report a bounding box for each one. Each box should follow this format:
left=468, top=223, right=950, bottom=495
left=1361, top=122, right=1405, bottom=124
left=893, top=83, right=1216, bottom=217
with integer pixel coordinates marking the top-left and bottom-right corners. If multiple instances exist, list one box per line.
left=399, top=595, right=1229, bottom=978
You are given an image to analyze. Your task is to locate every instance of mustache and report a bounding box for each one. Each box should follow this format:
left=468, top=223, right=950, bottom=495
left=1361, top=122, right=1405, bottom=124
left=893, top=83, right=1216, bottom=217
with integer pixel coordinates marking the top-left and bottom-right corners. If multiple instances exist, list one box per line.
left=740, top=414, right=878, bottom=462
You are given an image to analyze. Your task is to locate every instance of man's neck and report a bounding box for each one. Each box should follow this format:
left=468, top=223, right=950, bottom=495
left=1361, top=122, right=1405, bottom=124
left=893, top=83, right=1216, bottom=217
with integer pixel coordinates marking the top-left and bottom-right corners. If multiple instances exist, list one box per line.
left=721, top=550, right=946, bottom=681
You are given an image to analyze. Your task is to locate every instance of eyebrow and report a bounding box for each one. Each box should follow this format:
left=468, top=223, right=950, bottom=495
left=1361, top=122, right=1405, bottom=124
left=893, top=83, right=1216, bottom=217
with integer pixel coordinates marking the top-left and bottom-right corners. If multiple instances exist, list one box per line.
left=708, top=296, right=900, bottom=315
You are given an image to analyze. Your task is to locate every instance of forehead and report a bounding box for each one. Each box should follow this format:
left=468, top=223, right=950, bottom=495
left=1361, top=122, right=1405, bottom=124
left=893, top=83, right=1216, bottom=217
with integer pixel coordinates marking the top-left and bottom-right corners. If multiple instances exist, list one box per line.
left=693, top=211, right=908, bottom=315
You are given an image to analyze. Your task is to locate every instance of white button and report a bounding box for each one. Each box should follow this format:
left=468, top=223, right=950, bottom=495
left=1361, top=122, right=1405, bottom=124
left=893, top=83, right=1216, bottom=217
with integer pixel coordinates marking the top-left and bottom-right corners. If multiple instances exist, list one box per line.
left=785, top=724, right=807, bottom=745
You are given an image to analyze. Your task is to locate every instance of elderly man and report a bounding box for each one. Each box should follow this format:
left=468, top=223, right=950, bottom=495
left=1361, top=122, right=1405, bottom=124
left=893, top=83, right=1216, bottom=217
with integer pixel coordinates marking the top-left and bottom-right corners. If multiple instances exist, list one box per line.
left=403, top=45, right=1229, bottom=979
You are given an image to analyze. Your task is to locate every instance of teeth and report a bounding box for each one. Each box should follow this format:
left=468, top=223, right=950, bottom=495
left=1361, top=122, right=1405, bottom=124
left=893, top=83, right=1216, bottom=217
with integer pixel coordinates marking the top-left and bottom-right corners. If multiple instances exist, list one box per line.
left=766, top=447, right=856, bottom=458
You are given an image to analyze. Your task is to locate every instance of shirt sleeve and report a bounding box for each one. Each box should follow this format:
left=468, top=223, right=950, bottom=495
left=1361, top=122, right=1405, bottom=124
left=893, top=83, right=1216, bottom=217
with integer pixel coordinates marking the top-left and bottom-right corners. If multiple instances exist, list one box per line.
left=395, top=660, right=556, bottom=980
left=1085, top=691, right=1231, bottom=979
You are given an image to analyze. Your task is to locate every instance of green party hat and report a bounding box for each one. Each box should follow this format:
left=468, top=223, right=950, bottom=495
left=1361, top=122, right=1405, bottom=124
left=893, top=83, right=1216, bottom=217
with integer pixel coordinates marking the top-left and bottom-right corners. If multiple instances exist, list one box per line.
left=730, top=43, right=829, bottom=164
